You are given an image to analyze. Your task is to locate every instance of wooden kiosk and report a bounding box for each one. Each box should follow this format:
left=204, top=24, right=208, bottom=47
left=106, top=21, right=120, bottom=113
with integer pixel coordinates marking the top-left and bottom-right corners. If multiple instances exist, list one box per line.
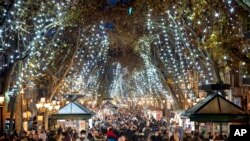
left=51, top=101, right=94, bottom=132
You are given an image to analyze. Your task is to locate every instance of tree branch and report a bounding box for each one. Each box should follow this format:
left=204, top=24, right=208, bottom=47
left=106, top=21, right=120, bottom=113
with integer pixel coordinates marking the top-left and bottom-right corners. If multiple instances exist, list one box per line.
left=48, top=29, right=81, bottom=101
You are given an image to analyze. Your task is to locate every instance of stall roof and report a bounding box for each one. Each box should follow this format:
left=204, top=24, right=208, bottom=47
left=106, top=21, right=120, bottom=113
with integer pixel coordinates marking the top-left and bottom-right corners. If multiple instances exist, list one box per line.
left=101, top=101, right=118, bottom=109
left=182, top=94, right=249, bottom=122
left=51, top=101, right=94, bottom=120
left=147, top=106, right=162, bottom=111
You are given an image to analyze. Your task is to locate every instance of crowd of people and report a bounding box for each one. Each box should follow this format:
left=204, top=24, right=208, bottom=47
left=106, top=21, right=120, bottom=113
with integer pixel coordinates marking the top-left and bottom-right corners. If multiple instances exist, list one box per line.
left=0, top=109, right=229, bottom=141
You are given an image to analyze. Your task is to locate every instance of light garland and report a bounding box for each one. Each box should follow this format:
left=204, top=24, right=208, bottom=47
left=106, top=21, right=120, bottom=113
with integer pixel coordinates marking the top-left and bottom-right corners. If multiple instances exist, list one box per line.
left=0, top=0, right=249, bottom=106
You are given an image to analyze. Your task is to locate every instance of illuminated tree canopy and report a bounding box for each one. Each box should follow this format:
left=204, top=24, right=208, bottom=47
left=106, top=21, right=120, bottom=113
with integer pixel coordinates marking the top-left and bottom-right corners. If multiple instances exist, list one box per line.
left=0, top=0, right=250, bottom=110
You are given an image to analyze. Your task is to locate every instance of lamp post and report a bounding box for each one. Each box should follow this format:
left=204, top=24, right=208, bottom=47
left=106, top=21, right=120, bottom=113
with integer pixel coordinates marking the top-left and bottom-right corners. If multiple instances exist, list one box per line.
left=22, top=111, right=31, bottom=131
left=0, top=95, right=5, bottom=136
left=36, top=98, right=60, bottom=114
left=36, top=98, right=60, bottom=130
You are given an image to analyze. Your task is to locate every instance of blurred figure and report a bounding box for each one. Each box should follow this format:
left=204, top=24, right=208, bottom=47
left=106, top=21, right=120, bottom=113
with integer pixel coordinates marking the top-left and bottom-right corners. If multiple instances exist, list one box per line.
left=32, top=130, right=39, bottom=141
left=223, top=135, right=228, bottom=141
left=208, top=132, right=213, bottom=140
left=183, top=133, right=192, bottom=141
left=27, top=131, right=34, bottom=141
left=57, top=126, right=63, bottom=134
left=92, top=130, right=103, bottom=141
left=150, top=130, right=163, bottom=141
left=192, top=132, right=200, bottom=141
left=162, top=130, right=170, bottom=141
left=20, top=131, right=29, bottom=141
left=0, top=133, right=8, bottom=141
left=76, top=130, right=88, bottom=141
left=87, top=132, right=94, bottom=141
left=143, top=126, right=151, bottom=139
left=106, top=127, right=117, bottom=141
left=61, top=132, right=71, bottom=141
left=38, top=129, right=46, bottom=141
left=173, top=128, right=180, bottom=141
left=47, top=131, right=57, bottom=141
left=214, top=133, right=224, bottom=141
left=118, top=135, right=126, bottom=141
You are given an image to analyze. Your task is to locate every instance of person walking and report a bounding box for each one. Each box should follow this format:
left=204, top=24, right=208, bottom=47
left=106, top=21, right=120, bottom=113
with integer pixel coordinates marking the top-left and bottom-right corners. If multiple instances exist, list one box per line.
left=173, top=128, right=180, bottom=141
left=76, top=130, right=89, bottom=141
left=106, top=127, right=117, bottom=141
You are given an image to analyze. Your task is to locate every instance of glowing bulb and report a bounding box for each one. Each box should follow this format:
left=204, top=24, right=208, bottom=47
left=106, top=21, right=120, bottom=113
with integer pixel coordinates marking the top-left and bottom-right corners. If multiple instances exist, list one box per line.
left=215, top=12, right=219, bottom=17
left=230, top=8, right=234, bottom=13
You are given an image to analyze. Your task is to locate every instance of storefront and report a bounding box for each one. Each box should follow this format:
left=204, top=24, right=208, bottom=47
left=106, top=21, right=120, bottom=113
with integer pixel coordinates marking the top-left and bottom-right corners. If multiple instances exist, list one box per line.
left=56, top=119, right=86, bottom=133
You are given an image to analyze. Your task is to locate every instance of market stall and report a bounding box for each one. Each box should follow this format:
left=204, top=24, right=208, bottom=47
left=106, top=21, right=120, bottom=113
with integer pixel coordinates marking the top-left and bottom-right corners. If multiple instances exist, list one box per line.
left=51, top=101, right=94, bottom=132
left=145, top=106, right=163, bottom=120
left=182, top=94, right=249, bottom=135
left=100, top=101, right=118, bottom=115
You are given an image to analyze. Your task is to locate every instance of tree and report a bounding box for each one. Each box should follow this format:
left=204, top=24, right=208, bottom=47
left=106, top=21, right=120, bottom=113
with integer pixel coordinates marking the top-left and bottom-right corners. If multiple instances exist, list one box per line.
left=1, top=1, right=250, bottom=128
left=61, top=0, right=250, bottom=107
left=0, top=0, right=69, bottom=132
left=141, top=0, right=250, bottom=104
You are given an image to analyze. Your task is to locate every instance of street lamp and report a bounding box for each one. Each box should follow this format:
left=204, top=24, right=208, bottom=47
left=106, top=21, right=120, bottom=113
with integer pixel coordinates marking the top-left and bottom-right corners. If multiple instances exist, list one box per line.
left=36, top=98, right=61, bottom=114
left=0, top=95, right=5, bottom=136
left=22, top=111, right=31, bottom=119
left=22, top=111, right=31, bottom=131
left=36, top=97, right=61, bottom=130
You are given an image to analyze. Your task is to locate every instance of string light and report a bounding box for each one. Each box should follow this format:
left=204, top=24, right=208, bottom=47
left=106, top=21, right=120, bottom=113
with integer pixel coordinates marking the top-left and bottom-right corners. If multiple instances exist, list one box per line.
left=0, top=0, right=248, bottom=104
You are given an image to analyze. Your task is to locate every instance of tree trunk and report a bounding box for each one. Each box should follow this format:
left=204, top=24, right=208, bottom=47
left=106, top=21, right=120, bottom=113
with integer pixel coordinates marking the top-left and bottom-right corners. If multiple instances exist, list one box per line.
left=15, top=93, right=22, bottom=134
left=1, top=62, right=18, bottom=132
left=48, top=30, right=81, bottom=101
left=43, top=31, right=81, bottom=130
left=166, top=82, right=182, bottom=109
left=213, top=59, right=223, bottom=83
left=210, top=55, right=227, bottom=96
left=44, top=111, right=48, bottom=131
left=9, top=95, right=17, bottom=131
